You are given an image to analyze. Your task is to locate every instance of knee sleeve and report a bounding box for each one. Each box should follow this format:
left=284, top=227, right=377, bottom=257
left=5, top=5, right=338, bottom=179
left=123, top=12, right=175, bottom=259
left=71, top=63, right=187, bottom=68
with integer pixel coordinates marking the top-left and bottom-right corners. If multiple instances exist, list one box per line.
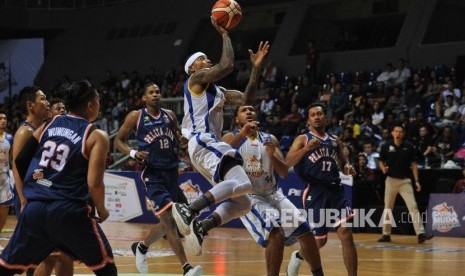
left=219, top=155, right=243, bottom=181
left=94, top=263, right=117, bottom=276
left=215, top=195, right=252, bottom=225
left=225, top=165, right=252, bottom=197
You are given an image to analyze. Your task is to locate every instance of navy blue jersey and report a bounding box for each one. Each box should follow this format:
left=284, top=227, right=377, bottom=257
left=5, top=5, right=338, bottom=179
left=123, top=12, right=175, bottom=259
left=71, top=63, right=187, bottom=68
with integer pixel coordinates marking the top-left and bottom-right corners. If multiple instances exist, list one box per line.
left=294, top=132, right=342, bottom=186
left=19, top=121, right=37, bottom=131
left=23, top=115, right=94, bottom=202
left=136, top=108, right=178, bottom=170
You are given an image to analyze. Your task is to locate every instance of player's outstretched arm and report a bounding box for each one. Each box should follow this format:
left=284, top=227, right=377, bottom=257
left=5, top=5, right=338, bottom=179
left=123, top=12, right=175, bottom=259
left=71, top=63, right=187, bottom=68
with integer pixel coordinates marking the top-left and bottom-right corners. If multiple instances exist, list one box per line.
left=87, top=129, right=110, bottom=223
left=224, top=41, right=270, bottom=106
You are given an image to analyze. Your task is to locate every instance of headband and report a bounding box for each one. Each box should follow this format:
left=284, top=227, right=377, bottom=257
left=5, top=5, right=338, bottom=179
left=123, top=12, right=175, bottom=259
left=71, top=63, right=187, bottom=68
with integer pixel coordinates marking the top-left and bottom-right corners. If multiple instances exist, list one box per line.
left=184, top=52, right=206, bottom=75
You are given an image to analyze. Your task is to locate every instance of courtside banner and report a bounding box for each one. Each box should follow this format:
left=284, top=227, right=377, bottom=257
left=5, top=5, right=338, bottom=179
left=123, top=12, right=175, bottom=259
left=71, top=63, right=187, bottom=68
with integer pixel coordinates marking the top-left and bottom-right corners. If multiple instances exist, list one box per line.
left=104, top=171, right=353, bottom=226
left=426, top=193, right=465, bottom=237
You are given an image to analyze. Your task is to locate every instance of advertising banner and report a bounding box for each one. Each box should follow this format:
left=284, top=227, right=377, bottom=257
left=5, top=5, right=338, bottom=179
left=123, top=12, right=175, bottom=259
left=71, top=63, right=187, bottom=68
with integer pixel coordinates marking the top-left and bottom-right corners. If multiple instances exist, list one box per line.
left=426, top=193, right=465, bottom=237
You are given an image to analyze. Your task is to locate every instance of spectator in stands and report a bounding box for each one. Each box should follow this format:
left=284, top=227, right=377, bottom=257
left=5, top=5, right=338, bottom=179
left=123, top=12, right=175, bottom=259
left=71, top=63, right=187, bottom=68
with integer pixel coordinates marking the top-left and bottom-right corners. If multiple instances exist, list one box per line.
left=361, top=141, right=380, bottom=170
left=433, top=126, right=459, bottom=163
left=259, top=91, right=275, bottom=126
left=293, top=76, right=318, bottom=113
left=385, top=86, right=405, bottom=116
left=371, top=100, right=384, bottom=126
left=376, top=63, right=396, bottom=88
left=382, top=113, right=396, bottom=132
left=349, top=83, right=365, bottom=107
left=404, top=87, right=424, bottom=119
left=276, top=88, right=291, bottom=113
left=305, top=40, right=319, bottom=83
left=352, top=153, right=377, bottom=208
left=236, top=62, right=251, bottom=91
left=406, top=110, right=437, bottom=141
left=414, top=126, right=435, bottom=167
left=353, top=102, right=369, bottom=125
left=327, top=115, right=343, bottom=137
left=435, top=95, right=458, bottom=129
left=453, top=168, right=465, bottom=193
left=254, top=81, right=270, bottom=109
left=344, top=114, right=360, bottom=138
left=262, top=60, right=278, bottom=87
left=327, top=82, right=349, bottom=119
left=392, top=58, right=411, bottom=91
left=424, top=70, right=441, bottom=104
left=280, top=103, right=303, bottom=136
left=120, top=71, right=131, bottom=90
left=442, top=80, right=461, bottom=104
left=376, top=128, right=390, bottom=153
left=266, top=104, right=286, bottom=139
left=341, top=126, right=359, bottom=155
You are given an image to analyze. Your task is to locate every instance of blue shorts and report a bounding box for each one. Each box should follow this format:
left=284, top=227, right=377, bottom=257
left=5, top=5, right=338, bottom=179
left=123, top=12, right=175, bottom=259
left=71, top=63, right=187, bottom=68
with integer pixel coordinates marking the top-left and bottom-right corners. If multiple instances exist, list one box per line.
left=302, top=184, right=353, bottom=238
left=0, top=200, right=114, bottom=274
left=142, top=168, right=180, bottom=216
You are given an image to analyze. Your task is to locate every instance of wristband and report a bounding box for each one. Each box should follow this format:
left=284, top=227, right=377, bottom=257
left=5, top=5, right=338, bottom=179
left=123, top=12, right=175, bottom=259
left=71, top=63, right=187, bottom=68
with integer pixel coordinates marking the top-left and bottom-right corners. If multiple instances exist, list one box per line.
left=130, top=149, right=137, bottom=159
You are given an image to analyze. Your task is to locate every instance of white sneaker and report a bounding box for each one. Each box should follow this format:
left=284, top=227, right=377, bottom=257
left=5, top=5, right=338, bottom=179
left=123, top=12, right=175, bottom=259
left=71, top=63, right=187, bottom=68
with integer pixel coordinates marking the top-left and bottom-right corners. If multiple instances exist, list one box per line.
left=131, top=241, right=148, bottom=273
left=185, top=265, right=203, bottom=276
left=287, top=250, right=303, bottom=276
left=185, top=220, right=204, bottom=256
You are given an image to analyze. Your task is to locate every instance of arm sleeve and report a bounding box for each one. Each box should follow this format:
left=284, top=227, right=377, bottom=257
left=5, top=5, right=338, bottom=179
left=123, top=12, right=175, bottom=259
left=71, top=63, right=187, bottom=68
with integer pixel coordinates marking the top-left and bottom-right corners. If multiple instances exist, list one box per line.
left=15, top=136, right=39, bottom=180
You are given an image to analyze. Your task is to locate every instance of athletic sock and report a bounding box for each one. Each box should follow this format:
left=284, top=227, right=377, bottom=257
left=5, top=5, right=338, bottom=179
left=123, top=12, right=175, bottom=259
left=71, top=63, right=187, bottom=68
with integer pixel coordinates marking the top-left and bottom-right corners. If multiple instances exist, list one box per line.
left=138, top=241, right=148, bottom=254
left=201, top=214, right=221, bottom=233
left=182, top=263, right=193, bottom=275
left=189, top=194, right=212, bottom=213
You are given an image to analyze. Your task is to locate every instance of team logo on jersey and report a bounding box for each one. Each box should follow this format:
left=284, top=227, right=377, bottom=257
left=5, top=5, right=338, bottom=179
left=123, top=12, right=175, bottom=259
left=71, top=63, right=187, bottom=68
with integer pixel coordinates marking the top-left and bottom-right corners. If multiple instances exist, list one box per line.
left=432, top=202, right=460, bottom=233
left=389, top=145, right=395, bottom=152
left=32, top=169, right=44, bottom=180
left=244, top=155, right=265, bottom=178
left=144, top=116, right=150, bottom=122
left=163, top=115, right=170, bottom=124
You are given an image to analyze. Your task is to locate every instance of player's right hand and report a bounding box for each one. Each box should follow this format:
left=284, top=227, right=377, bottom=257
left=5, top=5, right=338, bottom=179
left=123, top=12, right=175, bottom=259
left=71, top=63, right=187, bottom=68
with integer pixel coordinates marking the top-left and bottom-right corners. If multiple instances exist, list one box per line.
left=135, top=151, right=149, bottom=163
left=20, top=198, right=28, bottom=213
left=240, top=121, right=259, bottom=137
left=96, top=208, right=110, bottom=223
left=211, top=16, right=228, bottom=35
left=304, top=137, right=321, bottom=151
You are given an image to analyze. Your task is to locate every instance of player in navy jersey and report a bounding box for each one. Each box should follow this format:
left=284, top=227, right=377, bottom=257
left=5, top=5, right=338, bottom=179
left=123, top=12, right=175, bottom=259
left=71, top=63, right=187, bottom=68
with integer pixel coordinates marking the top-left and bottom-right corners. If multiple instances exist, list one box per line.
left=0, top=80, right=117, bottom=276
left=11, top=86, right=49, bottom=216
left=286, top=102, right=358, bottom=276
left=114, top=82, right=201, bottom=276
left=0, top=110, right=13, bottom=235
left=172, top=17, right=269, bottom=256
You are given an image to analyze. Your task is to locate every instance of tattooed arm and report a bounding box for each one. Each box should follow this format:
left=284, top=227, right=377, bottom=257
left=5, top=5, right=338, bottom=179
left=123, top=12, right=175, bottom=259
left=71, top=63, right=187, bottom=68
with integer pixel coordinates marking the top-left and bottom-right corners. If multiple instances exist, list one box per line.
left=223, top=41, right=270, bottom=106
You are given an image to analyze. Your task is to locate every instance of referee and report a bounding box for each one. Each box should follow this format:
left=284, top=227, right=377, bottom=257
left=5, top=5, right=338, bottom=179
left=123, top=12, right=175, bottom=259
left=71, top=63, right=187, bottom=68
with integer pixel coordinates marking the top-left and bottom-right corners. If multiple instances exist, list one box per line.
left=377, top=124, right=433, bottom=243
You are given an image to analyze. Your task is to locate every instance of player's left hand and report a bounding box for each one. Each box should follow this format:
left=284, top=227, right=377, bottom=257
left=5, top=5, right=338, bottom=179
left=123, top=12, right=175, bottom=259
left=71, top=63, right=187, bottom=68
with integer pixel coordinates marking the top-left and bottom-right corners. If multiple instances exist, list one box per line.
left=178, top=136, right=189, bottom=149
left=415, top=181, right=422, bottom=192
left=249, top=41, right=270, bottom=69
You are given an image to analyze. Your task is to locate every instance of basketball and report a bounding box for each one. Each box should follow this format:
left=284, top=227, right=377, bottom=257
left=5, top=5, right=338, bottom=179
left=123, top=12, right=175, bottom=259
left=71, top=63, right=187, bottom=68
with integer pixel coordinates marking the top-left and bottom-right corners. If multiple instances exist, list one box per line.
left=211, top=0, right=242, bottom=30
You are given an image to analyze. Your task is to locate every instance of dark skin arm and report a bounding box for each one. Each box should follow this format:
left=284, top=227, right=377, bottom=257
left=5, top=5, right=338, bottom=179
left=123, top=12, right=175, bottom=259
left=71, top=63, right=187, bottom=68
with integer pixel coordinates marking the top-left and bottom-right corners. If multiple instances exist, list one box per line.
left=165, top=109, right=188, bottom=149
left=264, top=135, right=288, bottom=178
left=285, top=134, right=321, bottom=168
left=114, top=110, right=149, bottom=162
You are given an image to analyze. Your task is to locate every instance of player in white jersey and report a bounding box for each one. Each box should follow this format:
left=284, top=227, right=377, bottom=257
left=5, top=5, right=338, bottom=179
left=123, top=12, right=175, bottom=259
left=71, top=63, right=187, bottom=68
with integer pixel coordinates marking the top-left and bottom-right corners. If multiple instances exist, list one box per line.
left=172, top=18, right=270, bottom=255
left=222, top=105, right=324, bottom=276
left=0, top=111, right=13, bottom=235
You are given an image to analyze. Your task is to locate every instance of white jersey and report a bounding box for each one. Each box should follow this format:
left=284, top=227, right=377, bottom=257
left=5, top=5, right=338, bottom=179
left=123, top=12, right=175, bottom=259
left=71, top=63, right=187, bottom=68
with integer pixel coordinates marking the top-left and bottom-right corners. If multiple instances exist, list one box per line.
left=182, top=78, right=226, bottom=139
left=236, top=131, right=276, bottom=195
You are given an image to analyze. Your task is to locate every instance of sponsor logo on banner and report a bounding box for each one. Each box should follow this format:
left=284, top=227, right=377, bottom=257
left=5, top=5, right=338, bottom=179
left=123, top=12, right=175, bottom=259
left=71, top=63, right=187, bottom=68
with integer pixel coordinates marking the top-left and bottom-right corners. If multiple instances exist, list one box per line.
left=432, top=202, right=461, bottom=233
left=179, top=179, right=209, bottom=213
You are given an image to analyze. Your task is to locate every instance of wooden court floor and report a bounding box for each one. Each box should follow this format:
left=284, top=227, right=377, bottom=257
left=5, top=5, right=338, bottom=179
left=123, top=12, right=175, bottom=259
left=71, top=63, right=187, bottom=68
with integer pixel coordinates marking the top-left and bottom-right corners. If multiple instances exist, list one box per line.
left=1, top=216, right=464, bottom=276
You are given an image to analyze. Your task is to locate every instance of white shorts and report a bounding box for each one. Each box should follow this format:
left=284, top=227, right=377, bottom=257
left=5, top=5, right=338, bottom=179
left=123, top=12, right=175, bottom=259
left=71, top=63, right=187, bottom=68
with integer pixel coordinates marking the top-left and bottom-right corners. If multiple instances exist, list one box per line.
left=188, top=133, right=241, bottom=185
left=240, top=190, right=310, bottom=247
left=0, top=171, right=14, bottom=206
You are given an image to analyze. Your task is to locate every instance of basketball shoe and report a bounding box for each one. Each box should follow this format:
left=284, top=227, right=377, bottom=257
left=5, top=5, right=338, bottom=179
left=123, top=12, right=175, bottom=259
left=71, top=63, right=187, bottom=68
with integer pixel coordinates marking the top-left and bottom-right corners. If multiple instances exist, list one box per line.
left=184, top=265, right=203, bottom=276
left=287, top=250, right=303, bottom=276
left=186, top=219, right=206, bottom=256
left=131, top=241, right=148, bottom=273
left=173, top=203, right=194, bottom=236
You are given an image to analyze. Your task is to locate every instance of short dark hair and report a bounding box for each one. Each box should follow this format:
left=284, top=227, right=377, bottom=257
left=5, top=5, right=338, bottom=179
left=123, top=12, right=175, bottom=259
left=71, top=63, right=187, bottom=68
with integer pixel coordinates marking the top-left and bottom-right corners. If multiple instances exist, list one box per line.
left=19, top=86, right=41, bottom=114
left=391, top=123, right=404, bottom=132
left=141, top=82, right=157, bottom=95
left=49, top=97, right=65, bottom=107
left=306, top=102, right=327, bottom=116
left=65, top=80, right=98, bottom=113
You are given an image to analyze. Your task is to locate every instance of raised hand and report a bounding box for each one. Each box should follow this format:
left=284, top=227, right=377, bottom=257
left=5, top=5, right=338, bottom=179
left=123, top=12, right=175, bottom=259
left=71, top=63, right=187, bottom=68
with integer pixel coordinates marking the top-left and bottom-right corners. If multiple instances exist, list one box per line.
left=211, top=16, right=229, bottom=35
left=304, top=137, right=321, bottom=152
left=264, top=139, right=276, bottom=157
left=249, top=41, right=270, bottom=69
left=240, top=121, right=259, bottom=137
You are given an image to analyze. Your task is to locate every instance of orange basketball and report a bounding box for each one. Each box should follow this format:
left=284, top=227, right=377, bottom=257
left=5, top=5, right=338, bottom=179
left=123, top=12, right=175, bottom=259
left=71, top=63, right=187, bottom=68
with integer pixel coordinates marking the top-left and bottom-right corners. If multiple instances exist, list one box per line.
left=211, top=0, right=242, bottom=30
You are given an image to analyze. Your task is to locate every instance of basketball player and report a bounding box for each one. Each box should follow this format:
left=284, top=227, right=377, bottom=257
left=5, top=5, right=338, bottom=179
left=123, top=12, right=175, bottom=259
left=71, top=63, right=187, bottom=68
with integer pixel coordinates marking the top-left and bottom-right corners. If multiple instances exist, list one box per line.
left=0, top=111, right=13, bottom=235
left=223, top=105, right=324, bottom=276
left=31, top=98, right=75, bottom=276
left=11, top=86, right=49, bottom=216
left=114, top=82, right=201, bottom=276
left=285, top=103, right=358, bottom=276
left=172, top=18, right=270, bottom=255
left=0, top=80, right=117, bottom=276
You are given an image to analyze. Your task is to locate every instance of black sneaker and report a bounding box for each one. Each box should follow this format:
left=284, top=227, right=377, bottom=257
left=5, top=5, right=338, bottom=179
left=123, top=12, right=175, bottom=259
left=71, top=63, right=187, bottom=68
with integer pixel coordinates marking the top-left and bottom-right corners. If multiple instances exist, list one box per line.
left=377, top=235, right=391, bottom=242
left=418, top=233, right=434, bottom=244
left=186, top=219, right=206, bottom=256
left=172, top=203, right=193, bottom=236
